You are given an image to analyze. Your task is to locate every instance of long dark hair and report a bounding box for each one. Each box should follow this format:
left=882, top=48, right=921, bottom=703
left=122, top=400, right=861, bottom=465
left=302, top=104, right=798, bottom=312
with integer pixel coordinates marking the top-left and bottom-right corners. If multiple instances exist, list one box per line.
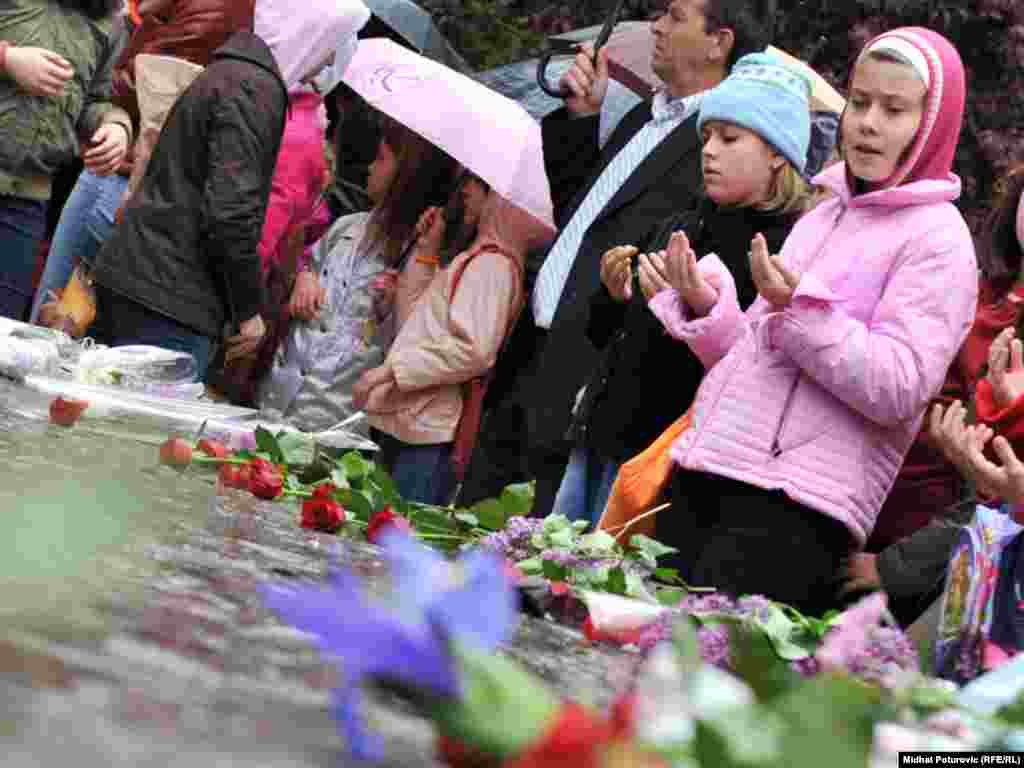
left=978, top=166, right=1024, bottom=301
left=57, top=0, right=120, bottom=19
left=366, top=115, right=458, bottom=266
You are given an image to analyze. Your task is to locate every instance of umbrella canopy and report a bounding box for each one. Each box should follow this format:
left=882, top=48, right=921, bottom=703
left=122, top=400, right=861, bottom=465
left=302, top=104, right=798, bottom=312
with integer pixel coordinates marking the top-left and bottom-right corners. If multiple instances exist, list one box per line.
left=361, top=0, right=470, bottom=74
left=343, top=38, right=556, bottom=235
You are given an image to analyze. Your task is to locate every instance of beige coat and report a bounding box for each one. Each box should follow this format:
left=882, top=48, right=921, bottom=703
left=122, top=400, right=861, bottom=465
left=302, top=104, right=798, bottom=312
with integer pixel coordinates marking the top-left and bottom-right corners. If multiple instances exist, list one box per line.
left=365, top=194, right=553, bottom=444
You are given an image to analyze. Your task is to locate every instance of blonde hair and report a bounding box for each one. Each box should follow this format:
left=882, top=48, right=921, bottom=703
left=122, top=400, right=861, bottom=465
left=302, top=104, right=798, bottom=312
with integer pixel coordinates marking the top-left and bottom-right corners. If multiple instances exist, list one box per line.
left=755, top=162, right=812, bottom=215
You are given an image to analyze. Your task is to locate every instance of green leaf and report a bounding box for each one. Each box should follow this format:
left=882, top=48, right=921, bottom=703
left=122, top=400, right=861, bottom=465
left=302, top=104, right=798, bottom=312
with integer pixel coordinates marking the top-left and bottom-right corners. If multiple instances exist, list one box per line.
left=339, top=451, right=374, bottom=482
left=498, top=482, right=534, bottom=518
left=625, top=569, right=649, bottom=600
left=547, top=526, right=574, bottom=549
left=471, top=498, right=509, bottom=531
left=338, top=489, right=373, bottom=522
left=330, top=468, right=351, bottom=490
left=697, top=705, right=783, bottom=766
left=655, top=567, right=681, bottom=582
left=516, top=557, right=543, bottom=575
left=657, top=588, right=687, bottom=607
left=541, top=559, right=567, bottom=582
left=254, top=426, right=283, bottom=464
left=454, top=512, right=479, bottom=527
left=579, top=530, right=617, bottom=553
left=757, top=604, right=813, bottom=661
left=629, top=534, right=679, bottom=560
left=571, top=520, right=590, bottom=533
left=729, top=624, right=802, bottom=703
left=606, top=566, right=627, bottom=595
left=541, top=513, right=572, bottom=532
left=276, top=431, right=314, bottom=466
left=997, top=692, right=1024, bottom=727
left=370, top=464, right=401, bottom=505
left=770, top=675, right=882, bottom=768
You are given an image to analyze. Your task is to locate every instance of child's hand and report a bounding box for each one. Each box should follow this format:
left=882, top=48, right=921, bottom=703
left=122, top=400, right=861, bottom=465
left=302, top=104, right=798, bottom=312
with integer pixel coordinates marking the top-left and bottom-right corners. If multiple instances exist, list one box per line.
left=928, top=401, right=996, bottom=494
left=750, top=233, right=799, bottom=309
left=414, top=206, right=446, bottom=261
left=838, top=553, right=881, bottom=597
left=599, top=245, right=637, bottom=302
left=965, top=429, right=1024, bottom=506
left=289, top=271, right=326, bottom=321
left=637, top=251, right=672, bottom=301
left=663, top=231, right=719, bottom=316
left=987, top=327, right=1024, bottom=409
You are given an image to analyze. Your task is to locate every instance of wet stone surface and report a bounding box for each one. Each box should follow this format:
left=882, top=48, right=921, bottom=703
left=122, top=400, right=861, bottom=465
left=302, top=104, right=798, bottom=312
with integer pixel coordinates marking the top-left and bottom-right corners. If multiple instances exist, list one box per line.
left=2, top=481, right=635, bottom=766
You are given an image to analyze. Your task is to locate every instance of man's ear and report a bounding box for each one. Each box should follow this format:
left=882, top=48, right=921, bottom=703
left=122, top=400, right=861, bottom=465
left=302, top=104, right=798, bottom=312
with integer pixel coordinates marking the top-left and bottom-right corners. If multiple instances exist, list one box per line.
left=708, top=27, right=735, bottom=65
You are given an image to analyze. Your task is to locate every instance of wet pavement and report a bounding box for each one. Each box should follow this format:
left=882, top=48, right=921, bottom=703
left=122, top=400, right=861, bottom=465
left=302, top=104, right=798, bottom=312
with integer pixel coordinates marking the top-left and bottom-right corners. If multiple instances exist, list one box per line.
left=1, top=416, right=633, bottom=767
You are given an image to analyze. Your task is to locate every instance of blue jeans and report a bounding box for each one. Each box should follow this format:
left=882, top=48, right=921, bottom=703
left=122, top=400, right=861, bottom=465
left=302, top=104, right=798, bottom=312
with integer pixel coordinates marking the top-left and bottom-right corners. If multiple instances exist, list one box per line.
left=551, top=445, right=623, bottom=529
left=0, top=195, right=48, bottom=321
left=30, top=171, right=127, bottom=323
left=372, top=429, right=454, bottom=506
left=92, top=284, right=212, bottom=383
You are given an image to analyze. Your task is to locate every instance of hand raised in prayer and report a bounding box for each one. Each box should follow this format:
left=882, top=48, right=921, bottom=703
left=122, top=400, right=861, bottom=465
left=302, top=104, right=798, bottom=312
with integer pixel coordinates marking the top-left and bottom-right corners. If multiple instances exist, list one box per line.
left=599, top=245, right=637, bottom=302
left=987, top=327, right=1024, bottom=409
left=750, top=233, right=799, bottom=310
left=928, top=401, right=995, bottom=494
left=637, top=251, right=672, bottom=302
left=663, top=231, right=719, bottom=316
left=965, top=428, right=1024, bottom=508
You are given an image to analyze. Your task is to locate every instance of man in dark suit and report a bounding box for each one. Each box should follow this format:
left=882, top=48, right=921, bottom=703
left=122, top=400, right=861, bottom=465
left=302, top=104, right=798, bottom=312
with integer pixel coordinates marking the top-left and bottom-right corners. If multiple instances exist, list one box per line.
left=456, top=0, right=777, bottom=514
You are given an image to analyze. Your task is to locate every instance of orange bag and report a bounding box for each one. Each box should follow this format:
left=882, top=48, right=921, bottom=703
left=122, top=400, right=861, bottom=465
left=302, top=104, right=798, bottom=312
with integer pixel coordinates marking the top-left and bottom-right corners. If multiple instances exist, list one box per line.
left=597, top=409, right=692, bottom=543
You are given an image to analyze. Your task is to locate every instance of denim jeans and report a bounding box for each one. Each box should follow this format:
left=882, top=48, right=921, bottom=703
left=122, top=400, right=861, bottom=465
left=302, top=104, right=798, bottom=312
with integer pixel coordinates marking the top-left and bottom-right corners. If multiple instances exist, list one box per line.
left=551, top=445, right=623, bottom=529
left=0, top=195, right=48, bottom=321
left=371, top=429, right=454, bottom=506
left=30, top=171, right=127, bottom=323
left=92, top=284, right=213, bottom=383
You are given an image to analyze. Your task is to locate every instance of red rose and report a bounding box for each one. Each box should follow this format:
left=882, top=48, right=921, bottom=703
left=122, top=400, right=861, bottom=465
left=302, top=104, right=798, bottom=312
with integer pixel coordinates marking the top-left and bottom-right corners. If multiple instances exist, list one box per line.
left=502, top=703, right=615, bottom=768
left=581, top=617, right=647, bottom=647
left=366, top=506, right=412, bottom=543
left=435, top=734, right=500, bottom=768
left=196, top=438, right=229, bottom=459
left=609, top=692, right=637, bottom=738
left=248, top=460, right=284, bottom=500
left=312, top=482, right=337, bottom=499
left=219, top=463, right=243, bottom=489
left=159, top=437, right=193, bottom=467
left=49, top=396, right=89, bottom=427
left=301, top=497, right=346, bottom=532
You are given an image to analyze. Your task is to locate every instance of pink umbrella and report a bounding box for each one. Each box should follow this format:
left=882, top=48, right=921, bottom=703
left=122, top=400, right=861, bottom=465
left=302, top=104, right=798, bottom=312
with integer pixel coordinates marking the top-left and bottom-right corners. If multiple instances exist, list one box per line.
left=343, top=38, right=556, bottom=235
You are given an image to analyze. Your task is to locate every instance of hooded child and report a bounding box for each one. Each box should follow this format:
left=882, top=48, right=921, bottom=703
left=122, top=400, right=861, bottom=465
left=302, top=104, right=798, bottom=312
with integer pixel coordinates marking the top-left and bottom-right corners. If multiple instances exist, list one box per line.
left=647, top=27, right=978, bottom=616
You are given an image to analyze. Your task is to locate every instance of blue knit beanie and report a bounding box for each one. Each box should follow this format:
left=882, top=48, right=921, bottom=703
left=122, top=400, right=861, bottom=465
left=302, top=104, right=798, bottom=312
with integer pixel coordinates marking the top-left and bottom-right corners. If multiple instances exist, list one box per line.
left=697, top=52, right=812, bottom=174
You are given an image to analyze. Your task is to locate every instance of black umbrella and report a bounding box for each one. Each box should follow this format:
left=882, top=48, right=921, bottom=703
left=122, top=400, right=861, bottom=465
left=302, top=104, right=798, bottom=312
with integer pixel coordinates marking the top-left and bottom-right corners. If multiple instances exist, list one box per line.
left=361, top=0, right=470, bottom=73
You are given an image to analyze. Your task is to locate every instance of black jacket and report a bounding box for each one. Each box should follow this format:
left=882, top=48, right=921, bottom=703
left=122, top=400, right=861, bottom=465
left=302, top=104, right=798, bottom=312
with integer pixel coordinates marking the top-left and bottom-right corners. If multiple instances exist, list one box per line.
left=576, top=199, right=797, bottom=462
left=94, top=31, right=287, bottom=338
left=524, top=102, right=706, bottom=455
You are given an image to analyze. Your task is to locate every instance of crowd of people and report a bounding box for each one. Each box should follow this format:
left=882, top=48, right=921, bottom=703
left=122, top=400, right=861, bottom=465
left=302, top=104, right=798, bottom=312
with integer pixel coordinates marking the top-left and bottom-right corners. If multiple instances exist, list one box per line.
left=7, top=0, right=1024, bottom=634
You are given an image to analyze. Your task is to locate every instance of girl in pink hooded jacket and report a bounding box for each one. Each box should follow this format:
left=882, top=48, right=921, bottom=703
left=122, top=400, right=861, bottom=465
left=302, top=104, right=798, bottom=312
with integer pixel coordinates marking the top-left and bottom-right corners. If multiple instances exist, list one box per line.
left=647, top=28, right=978, bottom=616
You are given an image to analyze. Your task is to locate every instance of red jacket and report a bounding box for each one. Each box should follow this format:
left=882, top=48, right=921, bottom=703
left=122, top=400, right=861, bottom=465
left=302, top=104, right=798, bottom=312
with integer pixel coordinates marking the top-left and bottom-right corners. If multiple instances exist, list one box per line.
left=868, top=283, right=1024, bottom=550
left=111, top=0, right=255, bottom=172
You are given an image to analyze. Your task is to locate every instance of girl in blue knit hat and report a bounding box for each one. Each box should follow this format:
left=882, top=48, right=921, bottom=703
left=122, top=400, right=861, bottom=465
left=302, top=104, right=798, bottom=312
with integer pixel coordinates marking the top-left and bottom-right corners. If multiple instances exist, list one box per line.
left=552, top=51, right=814, bottom=529
left=649, top=28, right=976, bottom=616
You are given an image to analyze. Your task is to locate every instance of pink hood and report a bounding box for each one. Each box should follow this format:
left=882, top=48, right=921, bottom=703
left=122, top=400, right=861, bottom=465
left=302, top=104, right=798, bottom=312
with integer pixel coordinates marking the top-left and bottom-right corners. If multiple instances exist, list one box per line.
left=255, top=0, right=370, bottom=90
left=848, top=27, right=966, bottom=189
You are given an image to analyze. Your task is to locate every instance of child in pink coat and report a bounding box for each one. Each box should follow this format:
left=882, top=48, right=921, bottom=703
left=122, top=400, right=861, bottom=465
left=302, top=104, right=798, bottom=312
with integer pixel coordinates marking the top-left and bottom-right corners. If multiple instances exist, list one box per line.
left=648, top=28, right=978, bottom=615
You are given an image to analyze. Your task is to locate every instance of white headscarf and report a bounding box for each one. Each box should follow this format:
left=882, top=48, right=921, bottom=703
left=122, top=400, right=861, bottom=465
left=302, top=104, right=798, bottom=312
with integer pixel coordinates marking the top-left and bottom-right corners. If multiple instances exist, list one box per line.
left=255, top=0, right=371, bottom=91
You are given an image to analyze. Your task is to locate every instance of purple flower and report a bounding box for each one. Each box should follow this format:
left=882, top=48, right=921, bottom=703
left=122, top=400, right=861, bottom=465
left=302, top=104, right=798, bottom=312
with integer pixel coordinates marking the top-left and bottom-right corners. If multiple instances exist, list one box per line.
left=737, top=595, right=773, bottom=623
left=698, top=624, right=732, bottom=669
left=260, top=531, right=518, bottom=760
left=816, top=592, right=888, bottom=673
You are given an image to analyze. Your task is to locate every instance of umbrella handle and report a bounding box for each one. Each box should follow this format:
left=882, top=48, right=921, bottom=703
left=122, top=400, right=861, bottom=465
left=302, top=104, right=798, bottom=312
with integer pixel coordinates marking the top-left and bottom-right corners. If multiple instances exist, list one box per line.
left=537, top=0, right=626, bottom=100
left=536, top=39, right=577, bottom=99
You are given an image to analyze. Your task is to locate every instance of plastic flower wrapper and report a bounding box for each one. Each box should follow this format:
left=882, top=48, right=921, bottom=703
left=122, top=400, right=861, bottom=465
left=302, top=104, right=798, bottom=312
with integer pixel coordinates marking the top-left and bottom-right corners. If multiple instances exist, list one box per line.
left=259, top=529, right=518, bottom=760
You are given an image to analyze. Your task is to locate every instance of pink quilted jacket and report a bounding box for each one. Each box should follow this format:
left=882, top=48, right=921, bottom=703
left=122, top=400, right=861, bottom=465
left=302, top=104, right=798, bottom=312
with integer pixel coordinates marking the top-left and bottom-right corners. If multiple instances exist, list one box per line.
left=649, top=163, right=977, bottom=546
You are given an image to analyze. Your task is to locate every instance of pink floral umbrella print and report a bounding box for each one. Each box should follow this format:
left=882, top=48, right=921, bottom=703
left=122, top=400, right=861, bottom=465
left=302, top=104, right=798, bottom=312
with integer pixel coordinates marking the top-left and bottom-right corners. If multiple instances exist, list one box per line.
left=343, top=37, right=557, bottom=238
